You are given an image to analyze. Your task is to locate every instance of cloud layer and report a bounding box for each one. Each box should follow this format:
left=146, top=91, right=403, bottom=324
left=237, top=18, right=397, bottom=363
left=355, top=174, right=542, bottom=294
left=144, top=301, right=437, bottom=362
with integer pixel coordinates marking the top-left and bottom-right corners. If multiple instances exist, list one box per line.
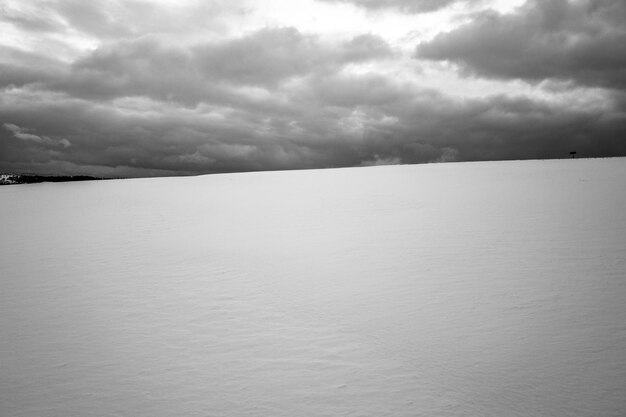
left=416, top=0, right=626, bottom=89
left=1, top=0, right=625, bottom=177
left=316, top=0, right=479, bottom=13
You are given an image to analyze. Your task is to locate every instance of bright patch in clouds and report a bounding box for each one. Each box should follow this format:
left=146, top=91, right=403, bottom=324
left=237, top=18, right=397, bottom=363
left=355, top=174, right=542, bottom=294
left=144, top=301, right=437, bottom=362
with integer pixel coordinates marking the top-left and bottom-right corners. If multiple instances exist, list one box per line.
left=1, top=0, right=624, bottom=177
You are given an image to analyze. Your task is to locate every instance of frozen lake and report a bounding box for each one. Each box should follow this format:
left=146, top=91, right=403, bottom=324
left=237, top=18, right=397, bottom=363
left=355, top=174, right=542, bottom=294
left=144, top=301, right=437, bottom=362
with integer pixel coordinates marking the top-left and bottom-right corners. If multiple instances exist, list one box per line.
left=2, top=158, right=626, bottom=417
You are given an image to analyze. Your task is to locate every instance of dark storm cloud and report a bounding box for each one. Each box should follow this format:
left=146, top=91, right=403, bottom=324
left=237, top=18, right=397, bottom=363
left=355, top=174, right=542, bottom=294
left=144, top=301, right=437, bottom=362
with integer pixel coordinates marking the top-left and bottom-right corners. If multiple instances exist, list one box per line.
left=401, top=93, right=626, bottom=162
left=1, top=0, right=625, bottom=178
left=330, top=90, right=626, bottom=164
left=284, top=69, right=626, bottom=165
left=316, top=0, right=480, bottom=13
left=1, top=28, right=393, bottom=105
left=2, top=122, right=70, bottom=147
left=311, top=72, right=415, bottom=107
left=2, top=77, right=625, bottom=177
left=193, top=29, right=394, bottom=87
left=416, top=0, right=626, bottom=90
left=0, top=74, right=357, bottom=177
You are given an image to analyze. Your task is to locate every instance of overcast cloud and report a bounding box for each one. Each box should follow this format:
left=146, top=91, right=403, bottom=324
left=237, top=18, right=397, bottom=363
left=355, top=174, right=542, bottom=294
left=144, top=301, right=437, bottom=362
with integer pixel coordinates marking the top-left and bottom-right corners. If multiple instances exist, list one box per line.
left=315, top=0, right=481, bottom=13
left=416, top=0, right=626, bottom=89
left=1, top=0, right=624, bottom=177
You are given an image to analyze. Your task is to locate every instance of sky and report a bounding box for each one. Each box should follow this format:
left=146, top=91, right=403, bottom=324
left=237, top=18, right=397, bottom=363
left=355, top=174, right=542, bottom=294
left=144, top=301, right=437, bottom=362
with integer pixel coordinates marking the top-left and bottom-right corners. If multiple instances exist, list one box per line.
left=1, top=0, right=625, bottom=177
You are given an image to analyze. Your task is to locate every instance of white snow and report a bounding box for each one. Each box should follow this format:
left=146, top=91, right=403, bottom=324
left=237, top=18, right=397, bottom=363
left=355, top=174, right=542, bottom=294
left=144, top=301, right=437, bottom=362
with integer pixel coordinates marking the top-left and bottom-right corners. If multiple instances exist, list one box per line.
left=1, top=158, right=626, bottom=417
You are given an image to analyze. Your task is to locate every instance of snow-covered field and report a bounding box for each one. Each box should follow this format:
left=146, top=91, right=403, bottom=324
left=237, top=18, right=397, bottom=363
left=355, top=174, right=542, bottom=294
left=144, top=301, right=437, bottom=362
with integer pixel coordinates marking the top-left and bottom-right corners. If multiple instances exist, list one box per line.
left=1, top=158, right=626, bottom=417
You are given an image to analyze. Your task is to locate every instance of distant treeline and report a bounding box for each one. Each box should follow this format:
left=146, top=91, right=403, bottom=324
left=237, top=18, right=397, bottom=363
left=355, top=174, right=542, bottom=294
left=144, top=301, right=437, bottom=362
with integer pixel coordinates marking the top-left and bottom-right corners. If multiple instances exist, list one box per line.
left=0, top=174, right=105, bottom=185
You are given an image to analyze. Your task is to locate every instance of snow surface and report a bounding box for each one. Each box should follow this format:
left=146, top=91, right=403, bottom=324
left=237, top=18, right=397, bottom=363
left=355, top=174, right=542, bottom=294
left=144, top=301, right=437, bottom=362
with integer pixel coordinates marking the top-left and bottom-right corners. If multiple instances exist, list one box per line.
left=1, top=158, right=626, bottom=417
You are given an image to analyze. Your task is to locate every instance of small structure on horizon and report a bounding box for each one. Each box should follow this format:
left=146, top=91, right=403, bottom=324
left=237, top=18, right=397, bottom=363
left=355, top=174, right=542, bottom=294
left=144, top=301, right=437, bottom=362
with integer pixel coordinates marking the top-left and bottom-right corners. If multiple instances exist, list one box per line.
left=570, top=151, right=577, bottom=158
